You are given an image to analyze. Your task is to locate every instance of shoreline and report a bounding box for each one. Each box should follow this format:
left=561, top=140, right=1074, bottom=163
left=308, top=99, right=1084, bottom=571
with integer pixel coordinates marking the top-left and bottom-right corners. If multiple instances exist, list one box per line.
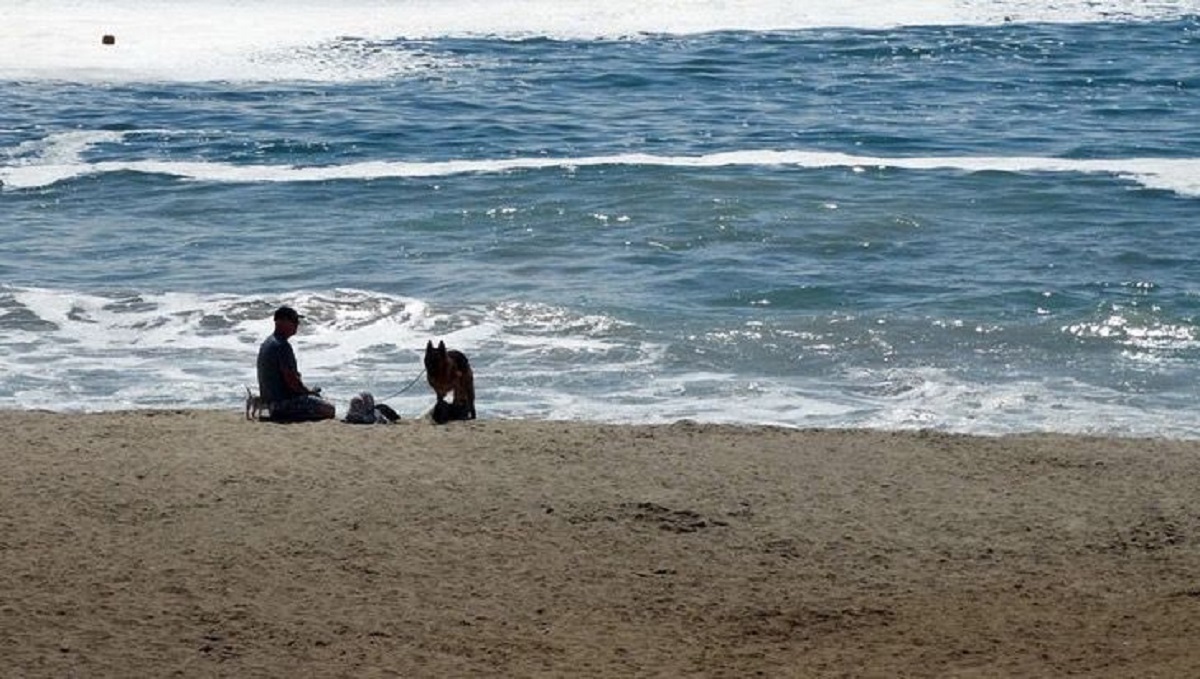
left=3, top=410, right=1199, bottom=676
left=8, top=404, right=1200, bottom=443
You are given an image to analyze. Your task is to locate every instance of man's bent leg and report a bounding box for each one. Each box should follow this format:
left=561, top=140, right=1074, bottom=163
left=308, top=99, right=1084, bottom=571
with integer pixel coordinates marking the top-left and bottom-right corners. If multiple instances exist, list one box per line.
left=269, top=395, right=336, bottom=422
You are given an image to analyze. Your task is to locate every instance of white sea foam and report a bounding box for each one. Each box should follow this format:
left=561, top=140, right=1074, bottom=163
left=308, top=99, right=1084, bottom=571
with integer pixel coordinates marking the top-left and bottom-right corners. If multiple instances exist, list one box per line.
left=0, top=285, right=667, bottom=417
left=0, top=286, right=432, bottom=409
left=4, top=284, right=1200, bottom=437
left=4, top=130, right=1199, bottom=197
left=2, top=0, right=1197, bottom=83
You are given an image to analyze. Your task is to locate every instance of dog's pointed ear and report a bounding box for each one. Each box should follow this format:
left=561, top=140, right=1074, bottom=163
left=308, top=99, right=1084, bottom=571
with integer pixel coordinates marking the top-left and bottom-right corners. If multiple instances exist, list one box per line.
left=437, top=340, right=447, bottom=356
left=425, top=340, right=434, bottom=353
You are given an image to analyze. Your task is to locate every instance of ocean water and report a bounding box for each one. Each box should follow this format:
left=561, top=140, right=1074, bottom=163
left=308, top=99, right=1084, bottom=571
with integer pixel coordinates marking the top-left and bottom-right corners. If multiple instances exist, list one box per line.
left=2, top=0, right=1200, bottom=436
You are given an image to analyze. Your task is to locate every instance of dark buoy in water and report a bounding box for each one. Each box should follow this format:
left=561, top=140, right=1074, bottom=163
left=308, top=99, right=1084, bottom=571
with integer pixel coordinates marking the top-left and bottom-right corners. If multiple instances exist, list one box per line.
left=101, top=34, right=116, bottom=46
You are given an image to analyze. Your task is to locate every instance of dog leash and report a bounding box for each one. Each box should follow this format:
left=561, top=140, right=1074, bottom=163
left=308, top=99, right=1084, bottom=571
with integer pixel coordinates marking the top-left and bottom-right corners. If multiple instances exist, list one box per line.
left=378, top=368, right=426, bottom=402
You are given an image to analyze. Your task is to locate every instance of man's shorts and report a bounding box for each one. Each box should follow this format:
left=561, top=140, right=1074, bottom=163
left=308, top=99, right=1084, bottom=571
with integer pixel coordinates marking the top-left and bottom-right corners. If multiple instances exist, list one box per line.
left=268, top=395, right=330, bottom=422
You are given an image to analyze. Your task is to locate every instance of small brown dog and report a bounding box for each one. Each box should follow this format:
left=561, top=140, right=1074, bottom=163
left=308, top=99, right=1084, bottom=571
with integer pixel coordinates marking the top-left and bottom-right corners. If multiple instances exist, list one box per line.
left=244, top=385, right=264, bottom=421
left=424, top=340, right=476, bottom=421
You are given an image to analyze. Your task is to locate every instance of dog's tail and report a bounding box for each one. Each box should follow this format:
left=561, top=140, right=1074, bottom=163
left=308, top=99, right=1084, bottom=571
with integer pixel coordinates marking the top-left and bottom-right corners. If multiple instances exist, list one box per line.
left=245, top=385, right=254, bottom=398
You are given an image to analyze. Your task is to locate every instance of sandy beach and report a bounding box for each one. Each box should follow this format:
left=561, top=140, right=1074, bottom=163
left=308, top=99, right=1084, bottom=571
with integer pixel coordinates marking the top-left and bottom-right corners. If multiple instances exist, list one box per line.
left=2, top=410, right=1199, bottom=677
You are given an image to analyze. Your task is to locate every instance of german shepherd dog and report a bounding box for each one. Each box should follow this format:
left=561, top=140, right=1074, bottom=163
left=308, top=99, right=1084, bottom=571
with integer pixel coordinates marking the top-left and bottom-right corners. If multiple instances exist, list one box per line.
left=424, top=340, right=476, bottom=422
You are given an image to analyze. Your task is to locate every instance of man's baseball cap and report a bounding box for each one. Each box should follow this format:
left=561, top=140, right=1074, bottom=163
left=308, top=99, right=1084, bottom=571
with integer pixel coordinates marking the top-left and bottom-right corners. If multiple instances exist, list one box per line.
left=273, top=306, right=303, bottom=323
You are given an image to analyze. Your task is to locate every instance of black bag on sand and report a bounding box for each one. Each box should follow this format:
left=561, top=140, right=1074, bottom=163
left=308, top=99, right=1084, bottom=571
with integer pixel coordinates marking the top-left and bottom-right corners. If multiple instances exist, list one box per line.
left=374, top=403, right=400, bottom=423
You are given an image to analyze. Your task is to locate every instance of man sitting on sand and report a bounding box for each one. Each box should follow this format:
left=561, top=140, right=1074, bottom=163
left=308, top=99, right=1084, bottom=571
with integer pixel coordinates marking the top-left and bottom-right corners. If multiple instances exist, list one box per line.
left=257, top=306, right=335, bottom=422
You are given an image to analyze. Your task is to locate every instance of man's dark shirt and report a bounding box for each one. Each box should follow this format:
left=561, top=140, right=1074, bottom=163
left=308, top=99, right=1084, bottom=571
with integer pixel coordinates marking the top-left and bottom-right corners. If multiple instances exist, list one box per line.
left=257, top=332, right=302, bottom=404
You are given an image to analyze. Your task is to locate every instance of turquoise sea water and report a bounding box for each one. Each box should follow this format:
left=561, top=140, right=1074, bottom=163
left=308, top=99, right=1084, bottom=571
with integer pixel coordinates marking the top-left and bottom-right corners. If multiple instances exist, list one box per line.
left=2, top=1, right=1200, bottom=436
